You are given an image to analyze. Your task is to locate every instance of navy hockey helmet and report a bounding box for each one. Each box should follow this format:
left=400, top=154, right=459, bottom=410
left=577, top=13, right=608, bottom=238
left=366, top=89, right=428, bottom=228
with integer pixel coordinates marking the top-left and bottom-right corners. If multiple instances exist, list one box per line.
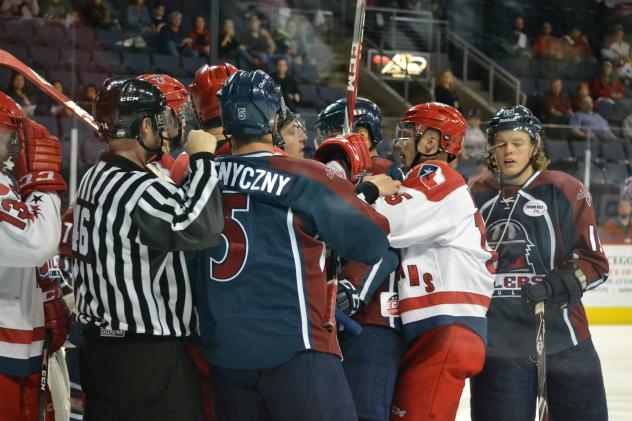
left=486, top=105, right=543, bottom=148
left=217, top=70, right=282, bottom=138
left=315, top=97, right=383, bottom=146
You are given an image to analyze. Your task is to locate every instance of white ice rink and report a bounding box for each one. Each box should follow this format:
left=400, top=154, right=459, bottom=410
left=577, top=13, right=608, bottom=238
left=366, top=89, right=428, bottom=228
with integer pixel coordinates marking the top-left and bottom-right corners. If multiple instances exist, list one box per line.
left=456, top=325, right=632, bottom=420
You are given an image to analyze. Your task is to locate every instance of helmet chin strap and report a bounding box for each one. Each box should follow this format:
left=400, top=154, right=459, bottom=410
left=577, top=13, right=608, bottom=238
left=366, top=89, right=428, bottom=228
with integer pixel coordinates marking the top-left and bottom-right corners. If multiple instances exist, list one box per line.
left=136, top=131, right=165, bottom=163
left=410, top=149, right=442, bottom=169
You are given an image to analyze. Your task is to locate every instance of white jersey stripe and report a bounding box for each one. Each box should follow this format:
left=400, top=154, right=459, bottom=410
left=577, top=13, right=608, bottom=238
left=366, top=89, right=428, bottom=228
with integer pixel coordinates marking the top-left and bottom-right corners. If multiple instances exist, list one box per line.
left=287, top=208, right=311, bottom=350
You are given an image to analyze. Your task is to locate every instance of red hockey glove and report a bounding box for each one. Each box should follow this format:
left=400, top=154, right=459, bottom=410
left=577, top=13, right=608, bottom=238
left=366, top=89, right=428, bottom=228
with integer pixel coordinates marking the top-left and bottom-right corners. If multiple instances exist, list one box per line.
left=313, top=133, right=372, bottom=184
left=37, top=259, right=72, bottom=353
left=13, top=118, right=66, bottom=196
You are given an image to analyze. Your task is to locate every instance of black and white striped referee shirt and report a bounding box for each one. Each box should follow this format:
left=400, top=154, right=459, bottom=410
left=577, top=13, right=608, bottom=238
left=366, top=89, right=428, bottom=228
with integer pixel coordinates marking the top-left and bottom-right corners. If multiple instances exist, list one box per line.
left=72, top=152, right=223, bottom=337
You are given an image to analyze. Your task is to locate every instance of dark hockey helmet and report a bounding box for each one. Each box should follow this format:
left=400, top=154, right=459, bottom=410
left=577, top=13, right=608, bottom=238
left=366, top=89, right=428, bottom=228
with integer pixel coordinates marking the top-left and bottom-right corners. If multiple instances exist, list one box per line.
left=217, top=70, right=282, bottom=138
left=0, top=91, right=23, bottom=162
left=189, top=63, right=238, bottom=128
left=315, top=97, right=383, bottom=146
left=393, top=102, right=466, bottom=162
left=94, top=78, right=168, bottom=140
left=273, top=98, right=306, bottom=148
left=486, top=105, right=543, bottom=148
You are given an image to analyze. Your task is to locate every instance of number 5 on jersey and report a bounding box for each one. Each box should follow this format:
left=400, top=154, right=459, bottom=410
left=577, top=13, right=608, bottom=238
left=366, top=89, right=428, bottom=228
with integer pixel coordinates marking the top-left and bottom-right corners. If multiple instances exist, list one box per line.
left=210, top=193, right=250, bottom=282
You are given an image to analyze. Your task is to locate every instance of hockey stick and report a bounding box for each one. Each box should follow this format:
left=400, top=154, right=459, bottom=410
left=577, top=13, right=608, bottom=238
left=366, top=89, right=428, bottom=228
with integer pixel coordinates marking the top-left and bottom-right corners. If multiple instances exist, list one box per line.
left=0, top=49, right=98, bottom=131
left=324, top=250, right=341, bottom=332
left=336, top=308, right=362, bottom=336
left=343, top=0, right=367, bottom=134
left=39, top=333, right=51, bottom=421
left=535, top=302, right=549, bottom=421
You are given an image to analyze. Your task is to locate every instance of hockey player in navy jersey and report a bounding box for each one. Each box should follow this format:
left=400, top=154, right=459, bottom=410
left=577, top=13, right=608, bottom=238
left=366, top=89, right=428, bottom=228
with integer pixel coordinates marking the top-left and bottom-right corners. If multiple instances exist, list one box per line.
left=373, top=103, right=496, bottom=421
left=315, top=97, right=403, bottom=181
left=192, top=69, right=391, bottom=421
left=468, top=105, right=608, bottom=421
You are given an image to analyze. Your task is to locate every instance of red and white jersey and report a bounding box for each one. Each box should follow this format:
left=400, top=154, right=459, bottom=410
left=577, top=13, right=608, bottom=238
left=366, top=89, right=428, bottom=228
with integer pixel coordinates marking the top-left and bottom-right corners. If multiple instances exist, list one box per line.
left=374, top=160, right=495, bottom=343
left=0, top=171, right=61, bottom=377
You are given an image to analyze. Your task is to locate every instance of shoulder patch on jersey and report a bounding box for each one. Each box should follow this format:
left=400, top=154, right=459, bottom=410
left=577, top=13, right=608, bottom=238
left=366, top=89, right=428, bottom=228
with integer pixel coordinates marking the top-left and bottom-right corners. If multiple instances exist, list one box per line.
left=417, top=163, right=446, bottom=190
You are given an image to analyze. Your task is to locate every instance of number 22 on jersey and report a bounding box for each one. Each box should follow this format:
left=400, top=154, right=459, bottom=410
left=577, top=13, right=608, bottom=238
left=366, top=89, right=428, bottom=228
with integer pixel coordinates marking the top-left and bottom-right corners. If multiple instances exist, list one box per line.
left=210, top=192, right=250, bottom=282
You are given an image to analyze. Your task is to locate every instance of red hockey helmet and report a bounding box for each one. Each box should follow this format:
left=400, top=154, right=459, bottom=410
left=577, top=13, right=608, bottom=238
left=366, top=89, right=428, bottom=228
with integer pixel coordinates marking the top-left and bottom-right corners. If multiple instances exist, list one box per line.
left=393, top=102, right=466, bottom=162
left=188, top=63, right=238, bottom=127
left=0, top=91, right=24, bottom=163
left=137, top=74, right=193, bottom=148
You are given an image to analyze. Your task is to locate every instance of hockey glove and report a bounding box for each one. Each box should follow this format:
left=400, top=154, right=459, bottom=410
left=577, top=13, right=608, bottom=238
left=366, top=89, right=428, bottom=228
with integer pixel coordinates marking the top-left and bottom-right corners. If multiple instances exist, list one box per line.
left=12, top=118, right=66, bottom=196
left=37, top=259, right=72, bottom=353
left=337, top=279, right=361, bottom=316
left=521, top=263, right=584, bottom=311
left=313, top=133, right=372, bottom=184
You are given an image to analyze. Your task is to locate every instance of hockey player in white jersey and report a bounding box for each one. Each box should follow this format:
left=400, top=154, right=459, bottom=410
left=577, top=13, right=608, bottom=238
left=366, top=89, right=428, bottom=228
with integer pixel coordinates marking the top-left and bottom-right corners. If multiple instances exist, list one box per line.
left=372, top=103, right=496, bottom=421
left=0, top=91, right=70, bottom=420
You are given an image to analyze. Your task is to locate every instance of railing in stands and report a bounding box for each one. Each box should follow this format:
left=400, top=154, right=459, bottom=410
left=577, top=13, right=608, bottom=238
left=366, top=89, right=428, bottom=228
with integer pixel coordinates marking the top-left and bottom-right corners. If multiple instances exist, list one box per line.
left=446, top=29, right=527, bottom=107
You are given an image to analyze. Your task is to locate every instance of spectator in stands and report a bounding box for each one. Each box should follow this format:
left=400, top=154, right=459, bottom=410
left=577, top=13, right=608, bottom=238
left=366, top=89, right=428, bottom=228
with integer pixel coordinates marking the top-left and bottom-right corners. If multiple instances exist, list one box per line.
left=622, top=177, right=632, bottom=203
left=503, top=16, right=530, bottom=58
left=41, top=0, right=73, bottom=22
left=601, top=24, right=632, bottom=83
left=126, top=0, right=151, bottom=33
left=435, top=69, right=459, bottom=109
left=1, top=0, right=38, bottom=17
left=600, top=199, right=632, bottom=243
left=241, top=13, right=276, bottom=68
left=272, top=58, right=300, bottom=111
left=462, top=109, right=486, bottom=160
left=150, top=3, right=166, bottom=32
left=533, top=22, right=564, bottom=60
left=624, top=113, right=632, bottom=141
left=82, top=0, right=117, bottom=30
left=570, top=95, right=617, bottom=142
left=6, top=73, right=35, bottom=117
left=159, top=11, right=195, bottom=57
left=561, top=28, right=593, bottom=62
left=77, top=83, right=97, bottom=110
left=275, top=19, right=305, bottom=64
left=46, top=80, right=72, bottom=118
left=591, top=61, right=625, bottom=100
left=572, top=82, right=593, bottom=112
left=545, top=78, right=573, bottom=123
left=186, top=16, right=211, bottom=59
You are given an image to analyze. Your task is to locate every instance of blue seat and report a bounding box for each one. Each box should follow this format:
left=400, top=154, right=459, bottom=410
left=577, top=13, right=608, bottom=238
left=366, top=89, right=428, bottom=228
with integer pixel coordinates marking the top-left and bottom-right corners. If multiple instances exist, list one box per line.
left=93, top=50, right=122, bottom=72
left=546, top=140, right=573, bottom=163
left=576, top=162, right=606, bottom=184
left=4, top=20, right=36, bottom=45
left=34, top=24, right=67, bottom=47
left=151, top=53, right=180, bottom=75
left=181, top=56, right=207, bottom=77
left=293, top=63, right=318, bottom=83
left=1, top=45, right=29, bottom=64
left=121, top=52, right=151, bottom=74
left=519, top=78, right=536, bottom=95
left=298, top=84, right=319, bottom=107
left=570, top=140, right=600, bottom=159
left=60, top=116, right=98, bottom=141
left=29, top=46, right=61, bottom=69
left=73, top=25, right=97, bottom=49
left=602, top=142, right=627, bottom=162
left=60, top=49, right=93, bottom=70
left=80, top=72, right=108, bottom=89
left=605, top=163, right=630, bottom=185
left=95, top=29, right=122, bottom=50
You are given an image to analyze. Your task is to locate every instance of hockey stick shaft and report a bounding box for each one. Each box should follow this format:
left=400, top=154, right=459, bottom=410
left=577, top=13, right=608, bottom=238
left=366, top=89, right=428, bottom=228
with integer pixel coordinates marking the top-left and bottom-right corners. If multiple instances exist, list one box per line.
left=323, top=249, right=339, bottom=332
left=344, top=0, right=367, bottom=133
left=335, top=308, right=362, bottom=336
left=535, top=302, right=549, bottom=421
left=0, top=49, right=98, bottom=131
left=39, top=332, right=51, bottom=421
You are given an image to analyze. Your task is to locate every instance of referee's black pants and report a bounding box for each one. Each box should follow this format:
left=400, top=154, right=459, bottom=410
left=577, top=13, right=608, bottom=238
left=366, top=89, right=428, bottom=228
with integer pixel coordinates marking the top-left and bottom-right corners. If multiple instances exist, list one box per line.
left=79, top=335, right=205, bottom=421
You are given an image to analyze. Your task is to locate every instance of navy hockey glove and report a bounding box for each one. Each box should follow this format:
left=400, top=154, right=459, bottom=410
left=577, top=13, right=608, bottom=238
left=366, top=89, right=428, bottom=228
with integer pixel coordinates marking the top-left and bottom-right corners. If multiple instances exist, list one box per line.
left=522, top=264, right=584, bottom=310
left=337, top=279, right=361, bottom=316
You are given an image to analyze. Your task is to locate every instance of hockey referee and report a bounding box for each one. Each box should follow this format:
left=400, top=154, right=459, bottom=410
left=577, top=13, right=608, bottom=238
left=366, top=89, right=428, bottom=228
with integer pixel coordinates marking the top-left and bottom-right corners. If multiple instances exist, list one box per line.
left=71, top=78, right=223, bottom=420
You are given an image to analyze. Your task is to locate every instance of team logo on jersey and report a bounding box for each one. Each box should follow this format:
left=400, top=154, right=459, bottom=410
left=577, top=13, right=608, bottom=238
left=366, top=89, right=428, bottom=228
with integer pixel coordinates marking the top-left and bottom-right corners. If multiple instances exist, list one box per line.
left=523, top=199, right=547, bottom=217
left=380, top=292, right=400, bottom=317
left=417, top=164, right=445, bottom=190
left=487, top=219, right=535, bottom=273
left=577, top=187, right=592, bottom=207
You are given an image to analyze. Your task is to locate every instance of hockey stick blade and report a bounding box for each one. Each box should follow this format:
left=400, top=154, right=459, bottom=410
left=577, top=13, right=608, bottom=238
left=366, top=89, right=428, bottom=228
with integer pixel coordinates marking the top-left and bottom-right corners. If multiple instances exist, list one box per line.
left=0, top=49, right=98, bottom=131
left=344, top=0, right=367, bottom=133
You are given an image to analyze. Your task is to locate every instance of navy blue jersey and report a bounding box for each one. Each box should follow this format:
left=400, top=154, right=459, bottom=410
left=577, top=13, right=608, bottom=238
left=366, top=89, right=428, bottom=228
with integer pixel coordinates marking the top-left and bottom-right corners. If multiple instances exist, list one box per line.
left=469, top=170, right=608, bottom=357
left=194, top=152, right=390, bottom=369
